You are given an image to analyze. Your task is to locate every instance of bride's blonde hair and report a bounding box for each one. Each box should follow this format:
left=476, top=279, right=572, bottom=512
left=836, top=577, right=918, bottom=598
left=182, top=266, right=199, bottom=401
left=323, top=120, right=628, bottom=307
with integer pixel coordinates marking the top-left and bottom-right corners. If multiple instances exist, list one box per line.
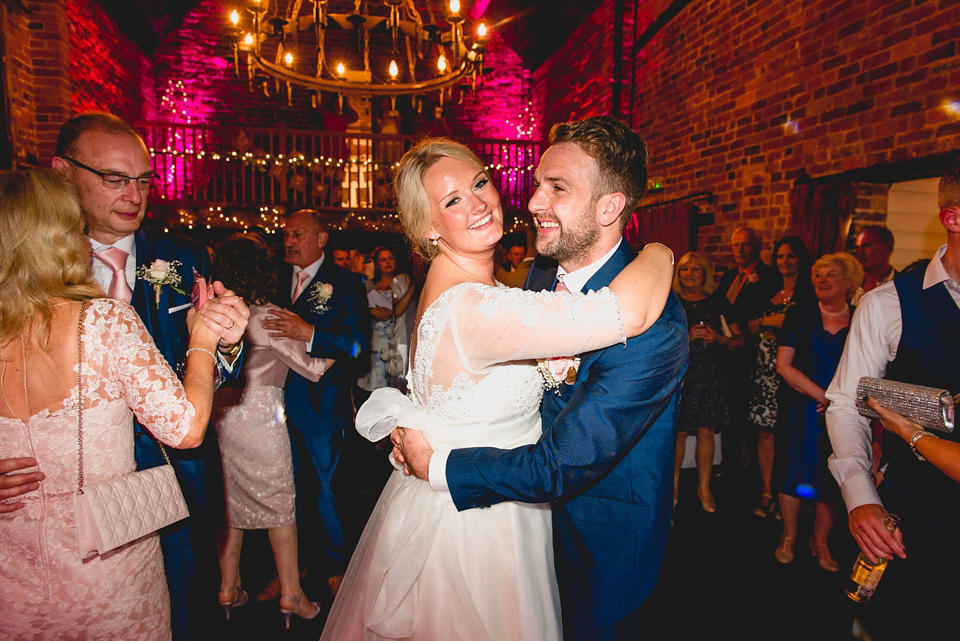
left=393, top=138, right=488, bottom=260
left=0, top=169, right=102, bottom=347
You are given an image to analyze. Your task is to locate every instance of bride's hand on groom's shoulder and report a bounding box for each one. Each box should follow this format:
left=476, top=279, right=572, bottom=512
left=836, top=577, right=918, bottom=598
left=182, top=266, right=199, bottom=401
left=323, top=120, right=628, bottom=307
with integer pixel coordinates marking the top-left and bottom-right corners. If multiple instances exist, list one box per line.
left=392, top=427, right=433, bottom=481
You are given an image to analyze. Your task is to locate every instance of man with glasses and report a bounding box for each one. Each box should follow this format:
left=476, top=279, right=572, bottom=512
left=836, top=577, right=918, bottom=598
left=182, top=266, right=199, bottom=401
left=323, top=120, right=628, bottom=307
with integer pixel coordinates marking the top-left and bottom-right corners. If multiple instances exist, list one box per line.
left=52, top=112, right=248, bottom=640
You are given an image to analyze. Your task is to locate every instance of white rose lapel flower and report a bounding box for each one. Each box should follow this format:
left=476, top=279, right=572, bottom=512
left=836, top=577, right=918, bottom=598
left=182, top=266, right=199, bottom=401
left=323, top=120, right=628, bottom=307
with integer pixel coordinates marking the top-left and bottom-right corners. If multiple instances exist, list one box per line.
left=308, top=281, right=334, bottom=313
left=538, top=355, right=581, bottom=393
left=136, top=259, right=186, bottom=308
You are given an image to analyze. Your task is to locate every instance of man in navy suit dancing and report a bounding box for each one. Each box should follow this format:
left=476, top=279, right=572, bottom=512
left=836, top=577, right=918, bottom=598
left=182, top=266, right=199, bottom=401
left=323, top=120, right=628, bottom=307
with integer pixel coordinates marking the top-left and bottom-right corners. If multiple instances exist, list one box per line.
left=53, top=112, right=248, bottom=640
left=396, top=116, right=688, bottom=640
left=263, top=209, right=369, bottom=597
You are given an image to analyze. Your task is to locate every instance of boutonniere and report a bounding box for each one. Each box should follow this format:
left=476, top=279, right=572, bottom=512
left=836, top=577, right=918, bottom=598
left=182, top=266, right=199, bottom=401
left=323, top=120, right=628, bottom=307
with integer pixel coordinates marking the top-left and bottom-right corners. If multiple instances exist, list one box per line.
left=137, top=259, right=186, bottom=308
left=537, top=355, right=580, bottom=393
left=747, top=271, right=759, bottom=283
left=308, top=281, right=334, bottom=313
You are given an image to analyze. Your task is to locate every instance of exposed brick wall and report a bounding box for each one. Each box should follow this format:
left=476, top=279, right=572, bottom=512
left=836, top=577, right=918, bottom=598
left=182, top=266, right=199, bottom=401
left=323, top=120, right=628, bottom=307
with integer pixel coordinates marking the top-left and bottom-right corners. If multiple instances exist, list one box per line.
left=6, top=0, right=72, bottom=166
left=3, top=0, right=150, bottom=165
left=68, top=0, right=150, bottom=128
left=625, top=0, right=960, bottom=265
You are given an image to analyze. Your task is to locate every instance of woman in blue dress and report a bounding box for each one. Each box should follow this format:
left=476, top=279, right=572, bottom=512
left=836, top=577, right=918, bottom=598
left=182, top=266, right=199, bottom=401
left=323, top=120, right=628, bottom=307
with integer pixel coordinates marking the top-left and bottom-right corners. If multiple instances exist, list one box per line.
left=775, top=252, right=863, bottom=571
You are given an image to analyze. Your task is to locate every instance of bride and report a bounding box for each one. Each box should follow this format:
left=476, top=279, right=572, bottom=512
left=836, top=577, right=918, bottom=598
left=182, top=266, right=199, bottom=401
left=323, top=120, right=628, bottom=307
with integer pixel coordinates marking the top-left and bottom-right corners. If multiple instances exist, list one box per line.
left=320, top=138, right=674, bottom=640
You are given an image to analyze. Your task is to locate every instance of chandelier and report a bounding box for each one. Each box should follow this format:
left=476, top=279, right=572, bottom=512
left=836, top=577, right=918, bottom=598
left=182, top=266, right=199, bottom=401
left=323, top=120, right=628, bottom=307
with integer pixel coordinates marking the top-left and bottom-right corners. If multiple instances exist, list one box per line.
left=228, top=0, right=488, bottom=105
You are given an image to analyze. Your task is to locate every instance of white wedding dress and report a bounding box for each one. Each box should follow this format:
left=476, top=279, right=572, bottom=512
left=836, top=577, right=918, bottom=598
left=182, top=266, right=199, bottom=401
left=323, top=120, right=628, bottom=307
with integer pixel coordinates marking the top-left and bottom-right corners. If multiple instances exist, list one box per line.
left=320, top=282, right=625, bottom=641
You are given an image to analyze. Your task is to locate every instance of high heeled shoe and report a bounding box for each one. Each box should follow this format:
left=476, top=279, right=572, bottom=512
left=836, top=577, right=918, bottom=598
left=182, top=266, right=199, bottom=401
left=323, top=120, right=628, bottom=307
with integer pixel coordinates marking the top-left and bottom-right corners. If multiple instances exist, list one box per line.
left=753, top=493, right=776, bottom=518
left=809, top=538, right=839, bottom=572
left=218, top=586, right=248, bottom=620
left=775, top=535, right=795, bottom=564
left=697, top=486, right=716, bottom=513
left=279, top=593, right=320, bottom=630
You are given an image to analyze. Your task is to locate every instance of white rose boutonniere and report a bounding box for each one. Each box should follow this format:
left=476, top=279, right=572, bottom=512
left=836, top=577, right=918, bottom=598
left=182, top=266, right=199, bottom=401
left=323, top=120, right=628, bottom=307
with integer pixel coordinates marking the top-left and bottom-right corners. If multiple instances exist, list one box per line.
left=308, top=282, right=334, bottom=313
left=538, top=355, right=580, bottom=393
left=136, top=259, right=186, bottom=308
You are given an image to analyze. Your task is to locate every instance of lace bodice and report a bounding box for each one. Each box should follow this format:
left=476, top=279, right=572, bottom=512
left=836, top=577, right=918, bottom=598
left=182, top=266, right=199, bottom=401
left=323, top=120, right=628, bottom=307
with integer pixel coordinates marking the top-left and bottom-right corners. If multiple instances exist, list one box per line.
left=409, top=282, right=624, bottom=450
left=0, top=298, right=195, bottom=497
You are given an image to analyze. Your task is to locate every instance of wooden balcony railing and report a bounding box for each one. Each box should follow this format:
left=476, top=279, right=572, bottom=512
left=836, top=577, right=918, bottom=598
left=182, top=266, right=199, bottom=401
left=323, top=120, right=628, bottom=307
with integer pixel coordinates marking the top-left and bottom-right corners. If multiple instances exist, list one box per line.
left=137, top=121, right=544, bottom=219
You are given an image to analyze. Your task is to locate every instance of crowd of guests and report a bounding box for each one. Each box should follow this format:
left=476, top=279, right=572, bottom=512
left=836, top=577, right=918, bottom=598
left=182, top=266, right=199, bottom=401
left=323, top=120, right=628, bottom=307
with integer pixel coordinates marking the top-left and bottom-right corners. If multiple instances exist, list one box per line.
left=665, top=215, right=955, bottom=599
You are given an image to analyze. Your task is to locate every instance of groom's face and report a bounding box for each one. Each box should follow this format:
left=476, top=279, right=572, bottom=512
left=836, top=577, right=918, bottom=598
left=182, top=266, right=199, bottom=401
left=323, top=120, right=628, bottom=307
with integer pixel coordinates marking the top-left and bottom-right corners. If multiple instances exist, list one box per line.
left=529, top=143, right=602, bottom=271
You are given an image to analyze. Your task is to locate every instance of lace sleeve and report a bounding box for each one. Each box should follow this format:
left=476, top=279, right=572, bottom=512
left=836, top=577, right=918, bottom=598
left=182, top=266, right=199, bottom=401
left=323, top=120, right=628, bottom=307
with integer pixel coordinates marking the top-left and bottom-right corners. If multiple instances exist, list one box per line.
left=93, top=300, right=196, bottom=447
left=450, top=283, right=626, bottom=370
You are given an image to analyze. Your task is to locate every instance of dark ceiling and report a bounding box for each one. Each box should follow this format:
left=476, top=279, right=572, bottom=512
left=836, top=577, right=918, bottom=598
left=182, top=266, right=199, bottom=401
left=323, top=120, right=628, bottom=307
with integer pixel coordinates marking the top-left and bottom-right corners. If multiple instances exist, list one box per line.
left=94, top=0, right=601, bottom=68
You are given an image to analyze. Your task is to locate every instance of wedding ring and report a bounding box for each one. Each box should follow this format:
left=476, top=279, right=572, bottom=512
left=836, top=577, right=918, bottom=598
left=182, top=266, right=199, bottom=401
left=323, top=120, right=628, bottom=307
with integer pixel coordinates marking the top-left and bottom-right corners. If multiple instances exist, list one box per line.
left=226, top=320, right=235, bottom=329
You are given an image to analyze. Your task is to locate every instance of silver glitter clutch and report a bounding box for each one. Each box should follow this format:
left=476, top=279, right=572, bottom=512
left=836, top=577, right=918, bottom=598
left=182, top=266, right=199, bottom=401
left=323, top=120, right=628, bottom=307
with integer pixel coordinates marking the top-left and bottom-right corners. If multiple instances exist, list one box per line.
left=856, top=377, right=955, bottom=433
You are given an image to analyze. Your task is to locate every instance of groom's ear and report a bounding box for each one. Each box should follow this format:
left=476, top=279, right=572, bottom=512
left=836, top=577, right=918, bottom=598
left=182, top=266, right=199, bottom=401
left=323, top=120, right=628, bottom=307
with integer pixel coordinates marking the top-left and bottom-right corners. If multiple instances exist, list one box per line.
left=596, top=192, right=626, bottom=228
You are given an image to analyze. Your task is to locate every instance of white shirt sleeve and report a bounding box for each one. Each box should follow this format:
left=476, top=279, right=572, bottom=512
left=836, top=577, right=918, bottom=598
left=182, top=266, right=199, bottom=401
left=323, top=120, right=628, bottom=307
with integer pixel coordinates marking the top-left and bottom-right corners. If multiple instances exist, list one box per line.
left=825, top=283, right=902, bottom=512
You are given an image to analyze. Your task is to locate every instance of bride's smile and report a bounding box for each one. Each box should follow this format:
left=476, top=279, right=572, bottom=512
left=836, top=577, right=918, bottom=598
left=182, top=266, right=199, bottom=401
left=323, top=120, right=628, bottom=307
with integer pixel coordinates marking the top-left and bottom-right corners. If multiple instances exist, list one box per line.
left=422, top=156, right=503, bottom=255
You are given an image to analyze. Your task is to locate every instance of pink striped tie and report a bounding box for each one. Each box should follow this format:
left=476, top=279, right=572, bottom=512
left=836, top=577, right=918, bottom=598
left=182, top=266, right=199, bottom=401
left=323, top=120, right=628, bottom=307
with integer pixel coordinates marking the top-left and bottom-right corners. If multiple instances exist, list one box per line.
left=293, top=270, right=311, bottom=302
left=95, top=247, right=133, bottom=303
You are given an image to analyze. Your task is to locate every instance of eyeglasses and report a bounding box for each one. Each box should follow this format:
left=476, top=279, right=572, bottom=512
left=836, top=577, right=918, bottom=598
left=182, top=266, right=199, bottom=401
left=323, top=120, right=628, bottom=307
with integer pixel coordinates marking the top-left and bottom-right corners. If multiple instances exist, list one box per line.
left=59, top=156, right=158, bottom=191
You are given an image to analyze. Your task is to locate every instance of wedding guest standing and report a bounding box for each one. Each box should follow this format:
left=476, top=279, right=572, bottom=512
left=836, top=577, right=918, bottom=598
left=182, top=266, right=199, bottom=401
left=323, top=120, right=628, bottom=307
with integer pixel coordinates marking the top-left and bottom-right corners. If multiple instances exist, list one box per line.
left=746, top=237, right=813, bottom=517
left=357, top=247, right=411, bottom=399
left=0, top=169, right=221, bottom=640
left=774, top=253, right=862, bottom=570
left=672, top=252, right=744, bottom=512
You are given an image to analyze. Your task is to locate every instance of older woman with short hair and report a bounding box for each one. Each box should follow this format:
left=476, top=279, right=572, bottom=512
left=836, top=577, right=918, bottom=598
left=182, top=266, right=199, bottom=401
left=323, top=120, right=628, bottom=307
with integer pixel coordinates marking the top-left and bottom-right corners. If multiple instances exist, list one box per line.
left=673, top=251, right=744, bottom=513
left=775, top=252, right=863, bottom=570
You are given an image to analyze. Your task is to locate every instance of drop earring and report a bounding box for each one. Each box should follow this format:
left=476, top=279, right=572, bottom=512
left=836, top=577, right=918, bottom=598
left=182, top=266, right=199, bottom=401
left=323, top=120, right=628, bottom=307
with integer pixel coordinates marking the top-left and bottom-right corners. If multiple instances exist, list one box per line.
left=430, top=237, right=439, bottom=246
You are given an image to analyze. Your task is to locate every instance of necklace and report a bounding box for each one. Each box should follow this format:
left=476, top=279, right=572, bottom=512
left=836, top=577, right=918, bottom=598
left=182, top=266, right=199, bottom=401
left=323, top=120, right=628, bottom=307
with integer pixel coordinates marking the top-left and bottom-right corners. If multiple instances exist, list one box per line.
left=818, top=301, right=849, bottom=317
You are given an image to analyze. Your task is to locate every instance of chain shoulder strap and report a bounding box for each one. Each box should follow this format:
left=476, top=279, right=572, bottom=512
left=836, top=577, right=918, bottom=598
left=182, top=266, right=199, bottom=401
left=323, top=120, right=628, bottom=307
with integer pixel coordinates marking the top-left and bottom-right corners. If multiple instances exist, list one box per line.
left=76, top=301, right=88, bottom=494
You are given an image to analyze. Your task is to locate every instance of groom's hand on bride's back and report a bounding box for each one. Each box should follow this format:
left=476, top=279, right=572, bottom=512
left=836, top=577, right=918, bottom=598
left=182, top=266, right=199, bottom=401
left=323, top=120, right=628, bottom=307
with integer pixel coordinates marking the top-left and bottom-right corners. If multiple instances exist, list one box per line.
left=392, top=428, right=432, bottom=481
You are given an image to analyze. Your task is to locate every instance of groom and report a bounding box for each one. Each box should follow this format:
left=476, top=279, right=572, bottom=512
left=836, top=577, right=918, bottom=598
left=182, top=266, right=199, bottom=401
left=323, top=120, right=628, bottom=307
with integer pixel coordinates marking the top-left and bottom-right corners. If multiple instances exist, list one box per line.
left=397, top=116, right=688, bottom=640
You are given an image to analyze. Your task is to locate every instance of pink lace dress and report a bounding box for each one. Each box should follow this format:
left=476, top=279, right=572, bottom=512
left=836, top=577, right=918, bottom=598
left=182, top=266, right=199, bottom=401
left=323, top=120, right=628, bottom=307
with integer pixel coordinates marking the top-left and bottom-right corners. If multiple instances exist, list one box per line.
left=0, top=299, right=197, bottom=641
left=212, top=304, right=328, bottom=529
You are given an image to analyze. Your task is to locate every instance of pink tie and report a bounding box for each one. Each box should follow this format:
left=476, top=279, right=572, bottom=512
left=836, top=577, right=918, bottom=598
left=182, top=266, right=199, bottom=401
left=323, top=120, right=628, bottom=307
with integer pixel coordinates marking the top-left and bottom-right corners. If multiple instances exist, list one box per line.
left=95, top=247, right=133, bottom=303
left=555, top=274, right=571, bottom=294
left=293, top=270, right=311, bottom=302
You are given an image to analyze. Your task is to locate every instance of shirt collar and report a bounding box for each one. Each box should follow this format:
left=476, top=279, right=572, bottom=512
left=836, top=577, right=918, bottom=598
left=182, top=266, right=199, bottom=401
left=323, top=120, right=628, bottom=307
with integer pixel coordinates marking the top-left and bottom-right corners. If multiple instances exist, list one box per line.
left=89, top=233, right=136, bottom=258
left=556, top=239, right=622, bottom=293
left=294, top=253, right=325, bottom=280
left=923, top=244, right=955, bottom=290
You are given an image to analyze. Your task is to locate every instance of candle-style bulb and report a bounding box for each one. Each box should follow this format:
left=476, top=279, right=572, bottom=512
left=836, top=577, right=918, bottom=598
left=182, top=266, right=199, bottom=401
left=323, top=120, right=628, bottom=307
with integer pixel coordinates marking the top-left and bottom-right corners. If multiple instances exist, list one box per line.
left=389, top=59, right=399, bottom=79
left=229, top=10, right=239, bottom=26
left=437, top=55, right=447, bottom=72
left=284, top=51, right=293, bottom=66
left=450, top=0, right=460, bottom=14
left=337, top=62, right=345, bottom=76
left=478, top=23, right=486, bottom=37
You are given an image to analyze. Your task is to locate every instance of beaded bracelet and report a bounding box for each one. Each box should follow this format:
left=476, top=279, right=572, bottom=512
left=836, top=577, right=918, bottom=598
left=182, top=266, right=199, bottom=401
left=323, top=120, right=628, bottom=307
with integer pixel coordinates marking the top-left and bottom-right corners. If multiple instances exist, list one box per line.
left=185, top=347, right=218, bottom=363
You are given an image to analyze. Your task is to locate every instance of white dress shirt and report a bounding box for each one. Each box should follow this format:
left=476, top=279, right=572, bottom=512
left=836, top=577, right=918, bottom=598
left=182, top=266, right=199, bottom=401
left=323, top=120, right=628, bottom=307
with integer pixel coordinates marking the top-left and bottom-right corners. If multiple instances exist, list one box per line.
left=428, top=239, right=624, bottom=493
left=825, top=244, right=960, bottom=511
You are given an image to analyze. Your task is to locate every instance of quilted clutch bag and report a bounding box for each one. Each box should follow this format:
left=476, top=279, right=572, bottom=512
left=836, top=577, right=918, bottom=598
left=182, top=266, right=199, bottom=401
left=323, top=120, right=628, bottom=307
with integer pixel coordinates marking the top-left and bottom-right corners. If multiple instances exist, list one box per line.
left=856, top=377, right=955, bottom=434
left=73, top=302, right=190, bottom=559
left=74, top=464, right=189, bottom=558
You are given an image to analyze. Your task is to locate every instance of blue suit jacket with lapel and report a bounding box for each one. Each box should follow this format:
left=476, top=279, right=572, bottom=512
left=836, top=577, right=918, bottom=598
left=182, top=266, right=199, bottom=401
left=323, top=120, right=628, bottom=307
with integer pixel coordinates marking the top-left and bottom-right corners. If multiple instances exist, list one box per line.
left=445, top=241, right=689, bottom=636
left=280, top=259, right=370, bottom=436
left=132, top=228, right=240, bottom=526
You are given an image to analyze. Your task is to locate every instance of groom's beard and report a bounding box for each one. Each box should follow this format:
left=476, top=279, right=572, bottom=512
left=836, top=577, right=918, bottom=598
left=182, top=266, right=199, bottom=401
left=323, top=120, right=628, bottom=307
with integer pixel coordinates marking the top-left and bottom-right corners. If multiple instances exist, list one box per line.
left=536, top=203, right=602, bottom=267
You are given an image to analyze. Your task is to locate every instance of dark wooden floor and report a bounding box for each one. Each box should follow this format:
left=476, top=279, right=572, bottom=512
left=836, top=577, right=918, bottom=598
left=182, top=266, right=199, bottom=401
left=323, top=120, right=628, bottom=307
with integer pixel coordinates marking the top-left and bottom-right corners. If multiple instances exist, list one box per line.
left=194, top=437, right=870, bottom=640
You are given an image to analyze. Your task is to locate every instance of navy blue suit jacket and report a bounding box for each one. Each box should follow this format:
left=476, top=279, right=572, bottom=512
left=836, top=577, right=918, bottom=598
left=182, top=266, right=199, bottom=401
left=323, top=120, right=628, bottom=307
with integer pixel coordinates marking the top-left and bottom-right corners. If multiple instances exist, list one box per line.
left=446, top=242, right=689, bottom=637
left=132, top=228, right=240, bottom=528
left=280, top=259, right=369, bottom=436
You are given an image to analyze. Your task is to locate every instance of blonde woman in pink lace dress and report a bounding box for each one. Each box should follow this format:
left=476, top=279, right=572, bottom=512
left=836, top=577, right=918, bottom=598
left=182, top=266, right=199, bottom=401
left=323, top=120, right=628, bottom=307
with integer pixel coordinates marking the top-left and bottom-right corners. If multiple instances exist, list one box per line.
left=0, top=170, right=223, bottom=641
left=211, top=237, right=330, bottom=627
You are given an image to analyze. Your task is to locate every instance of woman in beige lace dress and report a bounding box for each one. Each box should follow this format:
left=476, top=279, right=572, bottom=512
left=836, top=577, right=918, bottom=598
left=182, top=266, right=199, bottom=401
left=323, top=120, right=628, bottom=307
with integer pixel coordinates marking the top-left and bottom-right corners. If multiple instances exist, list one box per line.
left=211, top=236, right=330, bottom=627
left=0, top=169, right=223, bottom=640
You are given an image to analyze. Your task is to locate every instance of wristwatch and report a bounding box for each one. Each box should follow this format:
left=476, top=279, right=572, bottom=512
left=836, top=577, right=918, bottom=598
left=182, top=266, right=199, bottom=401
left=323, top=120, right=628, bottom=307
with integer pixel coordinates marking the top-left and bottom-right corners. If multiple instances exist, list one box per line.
left=219, top=341, right=242, bottom=359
